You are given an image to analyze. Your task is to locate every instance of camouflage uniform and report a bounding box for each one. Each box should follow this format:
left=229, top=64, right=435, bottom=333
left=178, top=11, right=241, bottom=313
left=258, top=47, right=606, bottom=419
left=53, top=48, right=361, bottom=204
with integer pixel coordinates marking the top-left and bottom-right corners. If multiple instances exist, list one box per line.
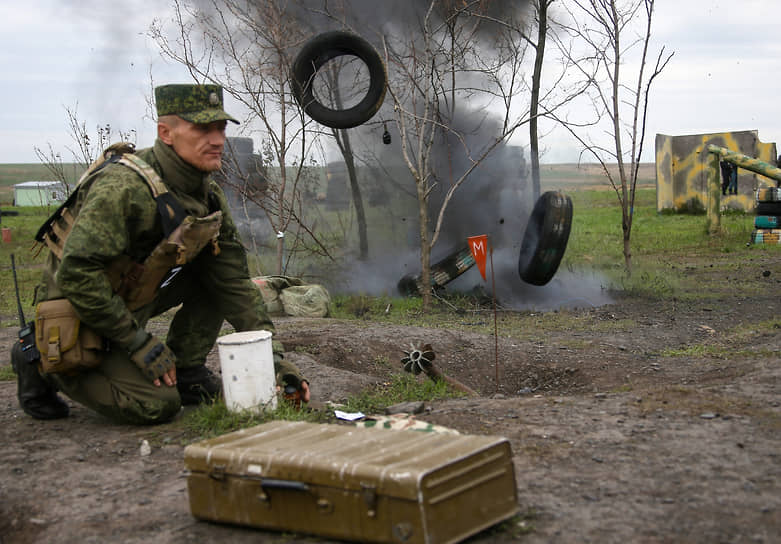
left=30, top=85, right=304, bottom=424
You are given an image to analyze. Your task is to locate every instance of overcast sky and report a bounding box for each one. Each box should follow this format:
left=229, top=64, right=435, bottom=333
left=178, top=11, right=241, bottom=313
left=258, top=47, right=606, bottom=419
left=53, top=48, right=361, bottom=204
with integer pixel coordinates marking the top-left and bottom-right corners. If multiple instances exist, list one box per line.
left=2, top=0, right=780, bottom=164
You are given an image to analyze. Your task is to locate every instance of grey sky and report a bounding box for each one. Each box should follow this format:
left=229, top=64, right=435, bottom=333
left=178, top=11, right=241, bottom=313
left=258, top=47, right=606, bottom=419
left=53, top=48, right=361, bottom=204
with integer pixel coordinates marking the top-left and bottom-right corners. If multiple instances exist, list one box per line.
left=1, top=0, right=779, bottom=164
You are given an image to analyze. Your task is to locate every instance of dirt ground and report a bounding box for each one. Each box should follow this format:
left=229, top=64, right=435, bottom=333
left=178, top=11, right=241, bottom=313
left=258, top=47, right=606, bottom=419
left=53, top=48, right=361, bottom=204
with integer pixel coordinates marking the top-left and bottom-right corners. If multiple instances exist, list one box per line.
left=1, top=258, right=780, bottom=543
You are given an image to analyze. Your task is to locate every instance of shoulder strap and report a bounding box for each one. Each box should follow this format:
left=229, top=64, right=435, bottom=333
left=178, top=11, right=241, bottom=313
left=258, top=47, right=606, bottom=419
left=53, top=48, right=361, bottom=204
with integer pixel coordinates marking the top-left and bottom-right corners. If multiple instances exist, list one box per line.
left=117, top=153, right=186, bottom=236
left=118, top=154, right=169, bottom=198
left=34, top=144, right=187, bottom=249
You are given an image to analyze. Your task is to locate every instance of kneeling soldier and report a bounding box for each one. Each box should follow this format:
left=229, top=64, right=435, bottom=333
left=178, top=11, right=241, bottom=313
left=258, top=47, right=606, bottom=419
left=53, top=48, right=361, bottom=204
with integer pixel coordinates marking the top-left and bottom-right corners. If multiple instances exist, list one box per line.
left=12, top=84, right=309, bottom=424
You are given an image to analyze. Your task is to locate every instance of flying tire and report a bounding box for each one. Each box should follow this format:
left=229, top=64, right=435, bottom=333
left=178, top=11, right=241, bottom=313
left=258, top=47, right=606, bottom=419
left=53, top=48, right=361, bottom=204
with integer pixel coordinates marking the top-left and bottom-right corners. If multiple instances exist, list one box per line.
left=291, top=31, right=387, bottom=129
left=518, top=191, right=573, bottom=286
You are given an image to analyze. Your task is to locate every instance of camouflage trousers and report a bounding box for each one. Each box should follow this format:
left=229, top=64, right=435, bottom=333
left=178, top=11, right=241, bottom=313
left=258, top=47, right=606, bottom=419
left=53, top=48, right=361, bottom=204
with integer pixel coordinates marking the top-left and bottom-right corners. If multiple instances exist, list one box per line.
left=50, top=267, right=224, bottom=425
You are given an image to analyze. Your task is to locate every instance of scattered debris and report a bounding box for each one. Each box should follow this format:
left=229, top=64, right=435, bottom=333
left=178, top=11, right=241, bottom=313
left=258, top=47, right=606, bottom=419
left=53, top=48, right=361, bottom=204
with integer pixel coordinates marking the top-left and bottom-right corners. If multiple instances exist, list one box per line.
left=357, top=413, right=460, bottom=435
left=385, top=401, right=425, bottom=415
left=334, top=410, right=365, bottom=421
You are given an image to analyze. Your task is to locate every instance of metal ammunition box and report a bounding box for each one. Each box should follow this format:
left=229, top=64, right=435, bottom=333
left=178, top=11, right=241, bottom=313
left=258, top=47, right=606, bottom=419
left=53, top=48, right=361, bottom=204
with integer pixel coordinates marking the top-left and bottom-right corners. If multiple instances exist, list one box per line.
left=184, top=420, right=518, bottom=543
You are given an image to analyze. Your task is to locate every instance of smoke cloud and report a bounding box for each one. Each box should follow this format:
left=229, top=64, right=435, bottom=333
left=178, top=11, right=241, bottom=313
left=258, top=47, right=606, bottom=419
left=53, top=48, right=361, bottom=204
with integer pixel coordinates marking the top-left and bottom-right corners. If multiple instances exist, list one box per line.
left=219, top=0, right=613, bottom=310
left=275, top=0, right=612, bottom=310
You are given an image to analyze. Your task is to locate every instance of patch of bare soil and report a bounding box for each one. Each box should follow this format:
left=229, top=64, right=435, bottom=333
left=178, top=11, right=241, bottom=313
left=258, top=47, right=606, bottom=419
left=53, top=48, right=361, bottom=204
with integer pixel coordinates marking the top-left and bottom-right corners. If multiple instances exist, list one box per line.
left=1, top=264, right=780, bottom=543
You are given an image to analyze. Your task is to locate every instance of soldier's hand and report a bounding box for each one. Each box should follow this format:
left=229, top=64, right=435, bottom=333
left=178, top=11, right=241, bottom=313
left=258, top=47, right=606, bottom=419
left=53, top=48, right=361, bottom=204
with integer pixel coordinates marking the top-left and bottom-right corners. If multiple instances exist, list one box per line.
left=129, top=334, right=177, bottom=386
left=300, top=380, right=311, bottom=403
left=159, top=366, right=177, bottom=388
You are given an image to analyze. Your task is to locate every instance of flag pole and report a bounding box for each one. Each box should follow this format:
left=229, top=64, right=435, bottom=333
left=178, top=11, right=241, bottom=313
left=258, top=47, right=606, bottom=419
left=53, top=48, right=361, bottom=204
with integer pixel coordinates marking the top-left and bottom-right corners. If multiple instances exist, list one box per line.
left=466, top=233, right=497, bottom=393
left=489, top=241, right=499, bottom=394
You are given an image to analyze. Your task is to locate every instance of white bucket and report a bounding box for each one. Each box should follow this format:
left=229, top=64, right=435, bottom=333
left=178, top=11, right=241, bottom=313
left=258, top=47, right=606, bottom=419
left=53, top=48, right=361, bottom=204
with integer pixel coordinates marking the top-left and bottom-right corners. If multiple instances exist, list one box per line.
left=216, top=330, right=277, bottom=412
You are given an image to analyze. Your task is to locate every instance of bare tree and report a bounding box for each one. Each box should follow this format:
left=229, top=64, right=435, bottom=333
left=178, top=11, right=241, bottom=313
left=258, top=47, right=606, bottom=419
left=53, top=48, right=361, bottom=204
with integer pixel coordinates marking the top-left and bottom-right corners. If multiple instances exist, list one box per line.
left=149, top=0, right=333, bottom=275
left=34, top=104, right=137, bottom=196
left=514, top=0, right=600, bottom=204
left=551, top=0, right=672, bottom=274
left=322, top=57, right=371, bottom=261
left=380, top=1, right=534, bottom=310
left=528, top=0, right=553, bottom=202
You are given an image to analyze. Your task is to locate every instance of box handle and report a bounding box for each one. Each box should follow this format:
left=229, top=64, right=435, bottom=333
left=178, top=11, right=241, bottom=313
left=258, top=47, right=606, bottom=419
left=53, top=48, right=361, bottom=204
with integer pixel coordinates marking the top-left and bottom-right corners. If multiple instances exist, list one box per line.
left=261, top=478, right=309, bottom=492
left=258, top=479, right=333, bottom=514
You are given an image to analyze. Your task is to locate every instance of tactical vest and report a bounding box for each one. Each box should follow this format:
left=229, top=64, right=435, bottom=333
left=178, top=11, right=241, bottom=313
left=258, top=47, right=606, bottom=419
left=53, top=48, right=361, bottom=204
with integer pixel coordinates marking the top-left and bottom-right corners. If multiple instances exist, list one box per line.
left=35, top=142, right=223, bottom=311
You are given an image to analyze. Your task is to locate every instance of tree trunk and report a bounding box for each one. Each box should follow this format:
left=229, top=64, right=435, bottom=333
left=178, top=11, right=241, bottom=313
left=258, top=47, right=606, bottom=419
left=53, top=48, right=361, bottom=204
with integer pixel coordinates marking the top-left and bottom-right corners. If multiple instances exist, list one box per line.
left=529, top=0, right=549, bottom=204
left=339, top=129, right=369, bottom=260
left=276, top=234, right=284, bottom=275
left=609, top=0, right=631, bottom=275
left=417, top=178, right=432, bottom=310
left=623, top=230, right=632, bottom=275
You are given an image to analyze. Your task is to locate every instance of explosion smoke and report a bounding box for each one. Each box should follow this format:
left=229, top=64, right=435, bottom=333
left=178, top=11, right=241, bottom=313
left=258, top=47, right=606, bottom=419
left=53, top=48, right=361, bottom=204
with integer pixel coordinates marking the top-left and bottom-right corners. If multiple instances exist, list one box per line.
left=220, top=0, right=612, bottom=309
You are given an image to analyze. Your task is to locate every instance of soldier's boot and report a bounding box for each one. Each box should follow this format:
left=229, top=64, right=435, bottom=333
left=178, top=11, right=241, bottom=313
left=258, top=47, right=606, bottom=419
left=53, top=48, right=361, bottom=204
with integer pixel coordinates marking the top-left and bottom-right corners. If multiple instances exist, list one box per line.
left=11, top=342, right=70, bottom=420
left=176, top=365, right=222, bottom=405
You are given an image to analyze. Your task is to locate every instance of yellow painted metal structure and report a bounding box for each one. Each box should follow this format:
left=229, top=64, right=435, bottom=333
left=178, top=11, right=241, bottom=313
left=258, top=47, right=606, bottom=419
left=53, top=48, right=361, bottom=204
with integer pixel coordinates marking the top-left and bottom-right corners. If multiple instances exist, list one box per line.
left=655, top=130, right=777, bottom=212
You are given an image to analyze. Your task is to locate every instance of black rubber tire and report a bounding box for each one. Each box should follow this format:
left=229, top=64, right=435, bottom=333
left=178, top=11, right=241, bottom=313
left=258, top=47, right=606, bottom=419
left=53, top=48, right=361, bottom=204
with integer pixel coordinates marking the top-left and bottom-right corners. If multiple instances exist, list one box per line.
left=756, top=201, right=781, bottom=216
left=518, top=191, right=573, bottom=286
left=396, top=247, right=476, bottom=296
left=292, top=31, right=387, bottom=129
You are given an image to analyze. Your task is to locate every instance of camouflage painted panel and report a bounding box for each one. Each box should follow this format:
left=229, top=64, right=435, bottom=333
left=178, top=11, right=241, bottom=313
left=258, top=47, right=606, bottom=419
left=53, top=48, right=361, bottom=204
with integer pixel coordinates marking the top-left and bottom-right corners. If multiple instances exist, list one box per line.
left=656, top=131, right=778, bottom=213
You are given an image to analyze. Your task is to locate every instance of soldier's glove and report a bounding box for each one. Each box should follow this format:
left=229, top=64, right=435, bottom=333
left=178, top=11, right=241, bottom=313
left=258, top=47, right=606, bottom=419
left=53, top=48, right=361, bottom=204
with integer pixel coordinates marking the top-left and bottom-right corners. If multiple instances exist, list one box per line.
left=274, top=352, right=309, bottom=406
left=128, top=333, right=176, bottom=382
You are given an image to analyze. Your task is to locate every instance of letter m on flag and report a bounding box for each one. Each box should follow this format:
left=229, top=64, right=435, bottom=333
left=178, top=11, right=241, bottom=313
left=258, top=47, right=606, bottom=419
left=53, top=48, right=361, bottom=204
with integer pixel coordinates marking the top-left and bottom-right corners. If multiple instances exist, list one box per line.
left=468, top=234, right=489, bottom=281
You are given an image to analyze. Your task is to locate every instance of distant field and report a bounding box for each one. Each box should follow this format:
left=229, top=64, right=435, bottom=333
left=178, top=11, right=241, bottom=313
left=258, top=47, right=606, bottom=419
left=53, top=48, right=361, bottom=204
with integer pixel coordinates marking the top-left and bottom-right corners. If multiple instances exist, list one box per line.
left=0, top=163, right=82, bottom=205
left=0, top=161, right=656, bottom=205
left=540, top=162, right=655, bottom=191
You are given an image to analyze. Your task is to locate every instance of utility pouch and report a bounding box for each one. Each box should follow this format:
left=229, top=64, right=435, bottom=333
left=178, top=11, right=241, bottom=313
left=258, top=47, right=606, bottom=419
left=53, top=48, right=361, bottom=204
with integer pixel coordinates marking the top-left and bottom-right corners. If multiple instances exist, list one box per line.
left=114, top=211, right=223, bottom=311
left=34, top=299, right=106, bottom=375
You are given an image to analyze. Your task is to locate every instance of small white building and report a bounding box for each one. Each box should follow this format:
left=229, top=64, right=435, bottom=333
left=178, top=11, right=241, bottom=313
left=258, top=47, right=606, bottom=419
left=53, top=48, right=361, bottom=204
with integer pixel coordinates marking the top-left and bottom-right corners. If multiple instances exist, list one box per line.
left=13, top=181, right=68, bottom=207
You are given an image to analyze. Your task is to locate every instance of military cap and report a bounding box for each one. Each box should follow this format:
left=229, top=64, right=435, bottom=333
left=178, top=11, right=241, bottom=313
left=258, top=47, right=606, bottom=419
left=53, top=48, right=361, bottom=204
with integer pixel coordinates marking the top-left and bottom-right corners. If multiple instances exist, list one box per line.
left=155, top=84, right=239, bottom=124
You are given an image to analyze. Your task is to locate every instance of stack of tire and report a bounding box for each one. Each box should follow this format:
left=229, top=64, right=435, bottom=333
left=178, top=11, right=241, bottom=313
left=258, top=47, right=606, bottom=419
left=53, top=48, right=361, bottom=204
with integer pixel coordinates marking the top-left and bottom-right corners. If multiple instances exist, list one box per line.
left=752, top=186, right=781, bottom=244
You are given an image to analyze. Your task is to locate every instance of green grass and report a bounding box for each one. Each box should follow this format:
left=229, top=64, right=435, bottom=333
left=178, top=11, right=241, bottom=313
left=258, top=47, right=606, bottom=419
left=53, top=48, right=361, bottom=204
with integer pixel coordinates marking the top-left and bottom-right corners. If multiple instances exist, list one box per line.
left=0, top=363, right=15, bottom=381
left=3, top=184, right=763, bottom=318
left=340, top=373, right=463, bottom=414
left=656, top=318, right=781, bottom=360
left=180, top=372, right=462, bottom=440
left=0, top=189, right=765, bottom=317
left=0, top=206, right=55, bottom=323
left=561, top=187, right=771, bottom=299
left=181, top=396, right=331, bottom=440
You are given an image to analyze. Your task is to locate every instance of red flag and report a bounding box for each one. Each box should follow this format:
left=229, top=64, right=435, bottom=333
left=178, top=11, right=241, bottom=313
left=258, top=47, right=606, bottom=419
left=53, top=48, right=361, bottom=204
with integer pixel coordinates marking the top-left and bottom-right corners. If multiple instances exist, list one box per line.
left=468, top=234, right=489, bottom=281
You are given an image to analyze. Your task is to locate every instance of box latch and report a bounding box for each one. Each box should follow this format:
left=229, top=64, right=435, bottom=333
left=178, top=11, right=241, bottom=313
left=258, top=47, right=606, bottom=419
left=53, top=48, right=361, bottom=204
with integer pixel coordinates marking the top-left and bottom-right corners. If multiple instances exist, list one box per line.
left=361, top=482, right=378, bottom=518
left=209, top=464, right=226, bottom=481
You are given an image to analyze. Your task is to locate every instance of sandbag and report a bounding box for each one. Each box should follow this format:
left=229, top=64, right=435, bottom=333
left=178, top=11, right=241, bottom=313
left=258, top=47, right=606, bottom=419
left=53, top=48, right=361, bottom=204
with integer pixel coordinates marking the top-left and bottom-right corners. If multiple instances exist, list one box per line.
left=280, top=285, right=331, bottom=318
left=252, top=276, right=330, bottom=317
left=251, top=276, right=294, bottom=316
